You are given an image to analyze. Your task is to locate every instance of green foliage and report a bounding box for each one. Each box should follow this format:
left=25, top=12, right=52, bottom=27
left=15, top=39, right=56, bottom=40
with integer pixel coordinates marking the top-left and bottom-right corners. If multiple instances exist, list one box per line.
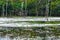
left=0, top=0, right=60, bottom=16
left=51, top=0, right=60, bottom=9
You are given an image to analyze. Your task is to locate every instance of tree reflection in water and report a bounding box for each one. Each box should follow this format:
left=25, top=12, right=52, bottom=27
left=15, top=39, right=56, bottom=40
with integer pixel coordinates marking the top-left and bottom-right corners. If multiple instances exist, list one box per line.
left=0, top=27, right=60, bottom=40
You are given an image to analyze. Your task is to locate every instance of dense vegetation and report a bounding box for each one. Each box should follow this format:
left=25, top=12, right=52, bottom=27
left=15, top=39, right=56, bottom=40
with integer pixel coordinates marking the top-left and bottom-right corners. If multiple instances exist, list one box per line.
left=0, top=0, right=60, bottom=16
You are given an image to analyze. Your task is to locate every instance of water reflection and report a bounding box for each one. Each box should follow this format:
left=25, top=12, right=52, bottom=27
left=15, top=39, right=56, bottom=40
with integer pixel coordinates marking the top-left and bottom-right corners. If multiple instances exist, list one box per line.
left=0, top=35, right=60, bottom=40
left=0, top=34, right=42, bottom=40
left=0, top=33, right=60, bottom=40
left=0, top=27, right=60, bottom=40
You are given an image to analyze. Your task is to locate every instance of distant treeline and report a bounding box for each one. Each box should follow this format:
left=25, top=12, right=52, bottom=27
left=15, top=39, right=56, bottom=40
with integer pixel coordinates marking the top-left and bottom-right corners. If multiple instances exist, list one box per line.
left=0, top=0, right=60, bottom=16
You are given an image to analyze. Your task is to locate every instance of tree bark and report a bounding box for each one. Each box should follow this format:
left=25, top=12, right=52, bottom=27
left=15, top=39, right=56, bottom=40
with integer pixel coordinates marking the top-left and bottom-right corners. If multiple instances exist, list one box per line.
left=24, top=0, right=27, bottom=16
left=45, top=0, right=50, bottom=21
left=2, top=4, right=5, bottom=17
left=6, top=0, right=8, bottom=17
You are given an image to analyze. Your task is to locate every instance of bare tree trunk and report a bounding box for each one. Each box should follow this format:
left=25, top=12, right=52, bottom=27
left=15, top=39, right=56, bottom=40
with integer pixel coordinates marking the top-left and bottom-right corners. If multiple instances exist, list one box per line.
left=36, top=7, right=38, bottom=16
left=45, top=0, right=50, bottom=21
left=21, top=2, right=24, bottom=16
left=6, top=0, right=8, bottom=17
left=2, top=4, right=5, bottom=17
left=10, top=10, right=12, bottom=17
left=24, top=0, right=27, bottom=16
left=35, top=0, right=38, bottom=16
left=36, top=0, right=41, bottom=16
left=49, top=0, right=51, bottom=17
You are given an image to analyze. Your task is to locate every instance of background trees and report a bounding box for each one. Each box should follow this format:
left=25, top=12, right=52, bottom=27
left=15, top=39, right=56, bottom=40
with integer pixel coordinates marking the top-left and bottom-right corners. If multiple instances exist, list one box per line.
left=0, top=0, right=60, bottom=16
left=50, top=0, right=60, bottom=16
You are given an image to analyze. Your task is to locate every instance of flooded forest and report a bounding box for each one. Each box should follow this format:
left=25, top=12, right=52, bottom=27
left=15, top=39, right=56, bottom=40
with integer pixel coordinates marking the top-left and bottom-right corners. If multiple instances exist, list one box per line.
left=0, top=0, right=60, bottom=40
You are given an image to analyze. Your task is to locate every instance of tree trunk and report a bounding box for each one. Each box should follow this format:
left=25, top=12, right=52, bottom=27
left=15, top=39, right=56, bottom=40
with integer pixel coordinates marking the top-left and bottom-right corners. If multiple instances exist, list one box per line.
left=35, top=0, right=38, bottom=16
left=24, top=0, right=27, bottom=16
left=6, top=0, right=8, bottom=17
left=2, top=4, right=5, bottom=17
left=36, top=7, right=38, bottom=16
left=45, top=0, right=50, bottom=21
left=21, top=2, right=24, bottom=16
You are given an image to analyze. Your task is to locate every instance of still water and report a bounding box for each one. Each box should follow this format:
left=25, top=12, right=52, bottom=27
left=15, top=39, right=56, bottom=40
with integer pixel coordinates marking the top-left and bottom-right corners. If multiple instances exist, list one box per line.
left=0, top=34, right=42, bottom=40
left=0, top=34, right=60, bottom=40
left=0, top=17, right=60, bottom=40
